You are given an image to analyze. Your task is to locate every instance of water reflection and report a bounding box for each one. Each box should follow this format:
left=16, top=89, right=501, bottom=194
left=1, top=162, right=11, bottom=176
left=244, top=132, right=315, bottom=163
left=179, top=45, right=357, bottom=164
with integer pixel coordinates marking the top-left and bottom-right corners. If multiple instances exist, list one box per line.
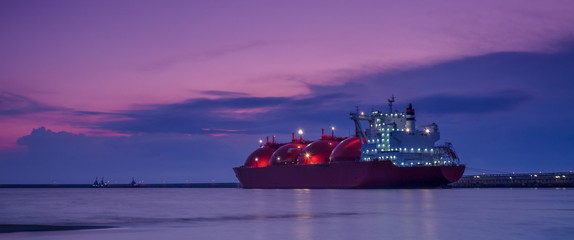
left=421, top=189, right=438, bottom=240
left=294, top=189, right=312, bottom=240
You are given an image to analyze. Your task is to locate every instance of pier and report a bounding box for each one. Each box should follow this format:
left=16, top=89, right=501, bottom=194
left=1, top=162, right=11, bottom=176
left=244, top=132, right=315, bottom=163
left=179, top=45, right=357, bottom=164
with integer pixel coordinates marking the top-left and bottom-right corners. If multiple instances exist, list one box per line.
left=451, top=171, right=574, bottom=188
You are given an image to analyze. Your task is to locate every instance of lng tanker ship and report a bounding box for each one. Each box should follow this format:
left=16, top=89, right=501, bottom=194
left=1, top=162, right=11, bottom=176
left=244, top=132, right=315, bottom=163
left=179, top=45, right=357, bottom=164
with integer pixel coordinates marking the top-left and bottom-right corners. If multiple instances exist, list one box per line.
left=233, top=97, right=465, bottom=188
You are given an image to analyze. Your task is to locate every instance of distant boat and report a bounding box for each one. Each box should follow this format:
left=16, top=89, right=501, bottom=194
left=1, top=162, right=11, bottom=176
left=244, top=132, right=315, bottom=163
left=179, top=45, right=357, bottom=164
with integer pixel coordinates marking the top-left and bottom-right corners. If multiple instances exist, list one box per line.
left=129, top=177, right=139, bottom=187
left=91, top=177, right=108, bottom=188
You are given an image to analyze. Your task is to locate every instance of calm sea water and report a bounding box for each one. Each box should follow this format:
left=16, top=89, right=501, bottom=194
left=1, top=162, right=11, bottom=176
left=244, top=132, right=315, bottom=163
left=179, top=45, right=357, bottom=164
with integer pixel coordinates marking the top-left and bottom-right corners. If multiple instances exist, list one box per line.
left=1, top=188, right=573, bottom=240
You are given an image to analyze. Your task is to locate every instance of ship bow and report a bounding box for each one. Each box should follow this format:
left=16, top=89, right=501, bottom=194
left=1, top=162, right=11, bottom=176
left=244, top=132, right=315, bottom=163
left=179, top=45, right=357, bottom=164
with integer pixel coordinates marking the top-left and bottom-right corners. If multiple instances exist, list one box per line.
left=440, top=165, right=466, bottom=183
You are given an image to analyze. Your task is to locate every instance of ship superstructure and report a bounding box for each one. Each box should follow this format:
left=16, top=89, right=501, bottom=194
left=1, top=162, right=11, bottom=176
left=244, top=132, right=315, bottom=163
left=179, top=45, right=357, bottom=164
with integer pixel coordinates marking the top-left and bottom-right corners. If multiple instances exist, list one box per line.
left=352, top=96, right=459, bottom=167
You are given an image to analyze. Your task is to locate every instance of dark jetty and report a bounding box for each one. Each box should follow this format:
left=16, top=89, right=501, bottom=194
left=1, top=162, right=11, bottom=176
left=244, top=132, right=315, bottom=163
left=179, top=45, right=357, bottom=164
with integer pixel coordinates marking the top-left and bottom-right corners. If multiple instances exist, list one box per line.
left=451, top=171, right=574, bottom=188
left=0, top=182, right=241, bottom=188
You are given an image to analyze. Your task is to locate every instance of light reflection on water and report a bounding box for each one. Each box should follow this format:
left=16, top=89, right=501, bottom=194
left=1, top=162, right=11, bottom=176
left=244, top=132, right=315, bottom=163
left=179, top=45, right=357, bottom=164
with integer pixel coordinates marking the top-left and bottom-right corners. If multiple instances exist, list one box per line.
left=1, top=188, right=573, bottom=240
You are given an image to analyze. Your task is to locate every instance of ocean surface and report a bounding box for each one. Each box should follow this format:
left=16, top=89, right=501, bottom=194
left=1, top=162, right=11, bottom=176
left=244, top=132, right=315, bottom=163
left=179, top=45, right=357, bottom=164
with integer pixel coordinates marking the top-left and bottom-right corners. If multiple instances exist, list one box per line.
left=1, top=188, right=573, bottom=240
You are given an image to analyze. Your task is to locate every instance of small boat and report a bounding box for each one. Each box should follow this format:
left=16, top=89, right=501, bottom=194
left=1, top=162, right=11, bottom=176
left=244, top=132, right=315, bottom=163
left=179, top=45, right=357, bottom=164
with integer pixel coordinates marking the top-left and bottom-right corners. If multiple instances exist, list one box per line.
left=91, top=177, right=108, bottom=188
left=129, top=177, right=139, bottom=187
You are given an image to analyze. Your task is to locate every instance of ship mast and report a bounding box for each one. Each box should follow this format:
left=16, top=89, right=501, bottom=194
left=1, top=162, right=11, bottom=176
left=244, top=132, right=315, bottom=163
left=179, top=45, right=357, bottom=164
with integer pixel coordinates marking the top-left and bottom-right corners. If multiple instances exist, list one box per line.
left=388, top=95, right=396, bottom=113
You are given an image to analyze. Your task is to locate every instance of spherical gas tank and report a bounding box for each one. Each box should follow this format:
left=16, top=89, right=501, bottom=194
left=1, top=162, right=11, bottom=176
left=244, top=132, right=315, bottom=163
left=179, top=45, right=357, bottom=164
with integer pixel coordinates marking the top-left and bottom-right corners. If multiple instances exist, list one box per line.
left=330, top=136, right=361, bottom=162
left=297, top=140, right=339, bottom=165
left=269, top=143, right=306, bottom=166
left=244, top=146, right=275, bottom=167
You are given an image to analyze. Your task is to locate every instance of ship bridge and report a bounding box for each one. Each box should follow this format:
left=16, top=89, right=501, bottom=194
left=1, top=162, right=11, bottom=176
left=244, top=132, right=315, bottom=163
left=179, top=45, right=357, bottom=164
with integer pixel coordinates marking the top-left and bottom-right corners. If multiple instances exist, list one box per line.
left=351, top=96, right=460, bottom=167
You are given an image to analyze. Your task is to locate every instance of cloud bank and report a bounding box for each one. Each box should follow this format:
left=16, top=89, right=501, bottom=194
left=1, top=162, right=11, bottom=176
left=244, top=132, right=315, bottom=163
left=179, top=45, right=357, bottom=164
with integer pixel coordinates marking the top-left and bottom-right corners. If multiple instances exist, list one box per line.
left=0, top=92, right=62, bottom=116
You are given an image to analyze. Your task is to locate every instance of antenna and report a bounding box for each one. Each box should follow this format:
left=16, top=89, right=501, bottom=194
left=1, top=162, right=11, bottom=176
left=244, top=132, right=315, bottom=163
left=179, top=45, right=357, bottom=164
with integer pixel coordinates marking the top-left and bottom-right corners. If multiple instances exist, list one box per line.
left=388, top=95, right=396, bottom=113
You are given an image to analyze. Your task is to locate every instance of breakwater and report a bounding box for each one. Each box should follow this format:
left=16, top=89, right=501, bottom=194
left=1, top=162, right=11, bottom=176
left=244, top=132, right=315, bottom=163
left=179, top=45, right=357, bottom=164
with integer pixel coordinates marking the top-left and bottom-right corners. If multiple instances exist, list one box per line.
left=451, top=171, right=574, bottom=188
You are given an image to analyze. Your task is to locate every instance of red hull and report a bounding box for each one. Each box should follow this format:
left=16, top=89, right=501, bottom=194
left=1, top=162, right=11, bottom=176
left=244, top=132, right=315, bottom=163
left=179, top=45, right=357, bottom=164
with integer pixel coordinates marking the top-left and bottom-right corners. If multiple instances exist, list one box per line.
left=233, top=160, right=465, bottom=189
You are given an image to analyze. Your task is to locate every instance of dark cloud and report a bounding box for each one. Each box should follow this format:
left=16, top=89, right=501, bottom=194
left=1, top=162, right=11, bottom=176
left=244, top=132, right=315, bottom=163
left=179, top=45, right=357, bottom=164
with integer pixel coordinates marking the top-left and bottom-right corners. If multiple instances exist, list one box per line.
left=200, top=90, right=250, bottom=98
left=17, top=127, right=92, bottom=153
left=94, top=93, right=356, bottom=136
left=0, top=126, right=254, bottom=183
left=72, top=110, right=121, bottom=116
left=308, top=44, right=574, bottom=107
left=410, top=90, right=534, bottom=114
left=0, top=92, right=62, bottom=115
left=72, top=111, right=108, bottom=116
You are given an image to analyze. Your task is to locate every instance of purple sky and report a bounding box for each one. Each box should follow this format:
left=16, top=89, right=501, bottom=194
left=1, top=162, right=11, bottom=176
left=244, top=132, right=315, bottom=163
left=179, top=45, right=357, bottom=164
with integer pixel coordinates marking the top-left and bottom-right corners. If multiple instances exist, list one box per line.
left=1, top=0, right=574, bottom=183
